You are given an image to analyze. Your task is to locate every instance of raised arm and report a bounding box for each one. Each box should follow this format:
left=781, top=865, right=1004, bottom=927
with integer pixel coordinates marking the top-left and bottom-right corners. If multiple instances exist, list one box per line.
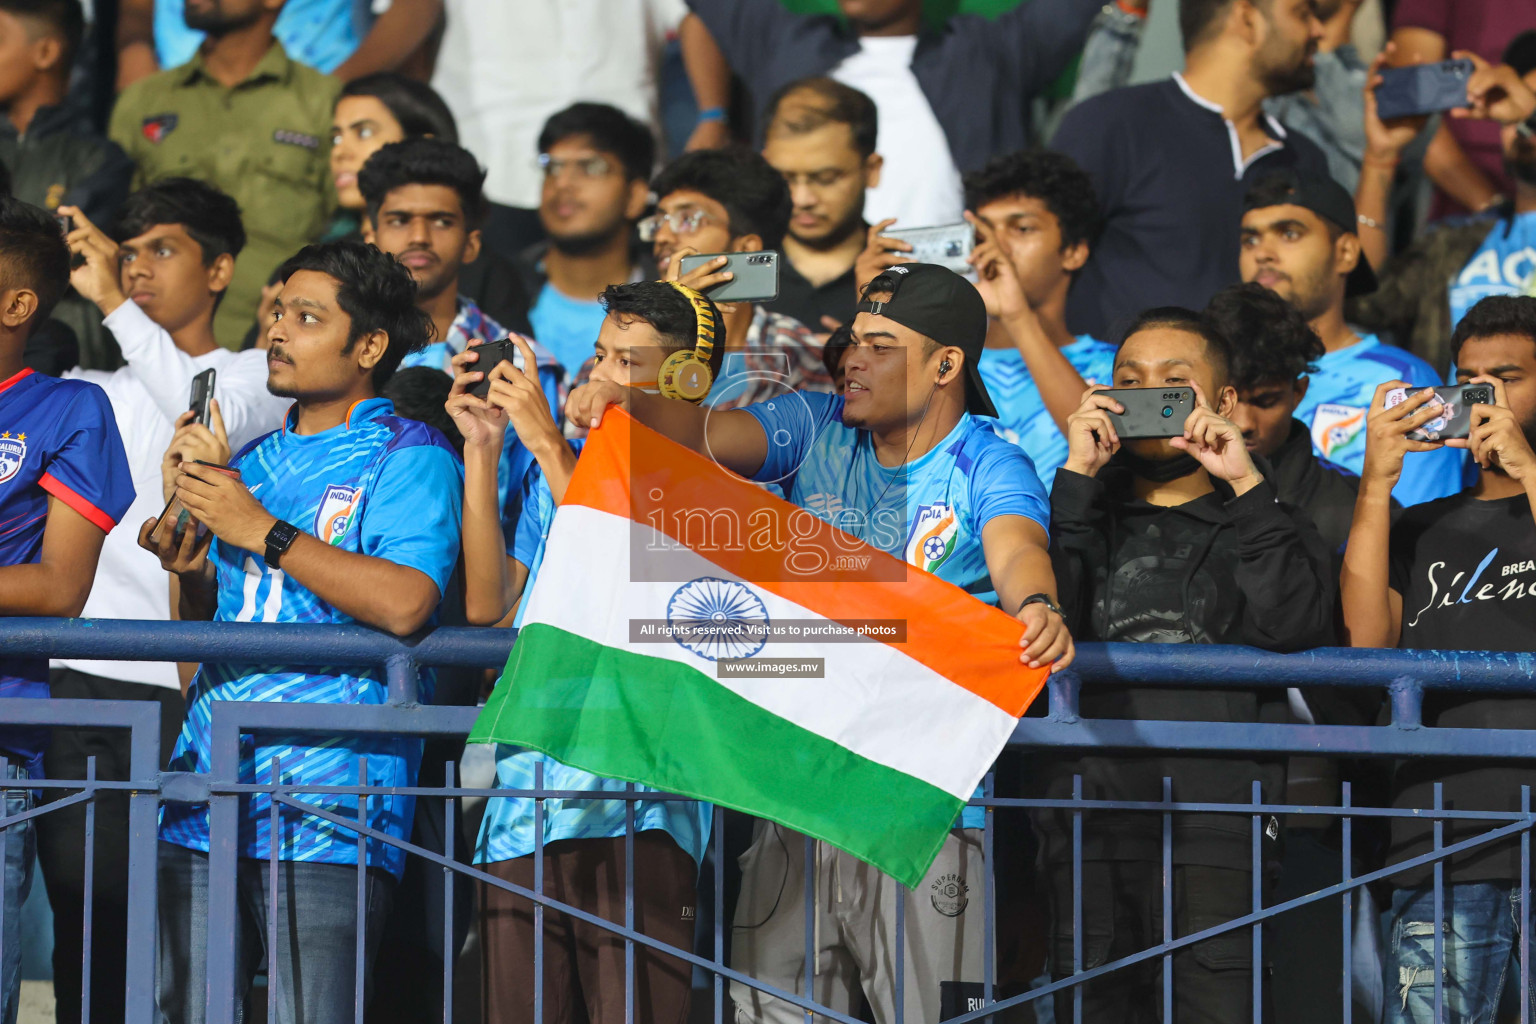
left=982, top=514, right=1073, bottom=671
left=565, top=380, right=770, bottom=479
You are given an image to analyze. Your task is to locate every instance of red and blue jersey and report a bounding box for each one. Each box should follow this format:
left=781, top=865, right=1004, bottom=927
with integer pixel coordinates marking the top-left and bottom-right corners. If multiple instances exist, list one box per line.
left=0, top=368, right=135, bottom=766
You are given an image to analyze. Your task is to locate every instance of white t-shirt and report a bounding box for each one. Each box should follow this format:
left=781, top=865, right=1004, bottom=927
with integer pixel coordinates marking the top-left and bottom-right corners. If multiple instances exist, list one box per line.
left=432, top=0, right=685, bottom=208
left=56, top=302, right=289, bottom=689
left=831, top=35, right=965, bottom=229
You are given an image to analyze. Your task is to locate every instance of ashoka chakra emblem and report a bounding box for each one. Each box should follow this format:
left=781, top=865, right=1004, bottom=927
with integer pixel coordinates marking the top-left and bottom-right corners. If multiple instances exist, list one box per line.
left=666, top=577, right=770, bottom=662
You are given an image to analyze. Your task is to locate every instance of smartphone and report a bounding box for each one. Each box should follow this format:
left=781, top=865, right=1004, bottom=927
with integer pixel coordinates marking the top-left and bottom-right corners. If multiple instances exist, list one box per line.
left=678, top=251, right=780, bottom=303
left=1374, top=59, right=1473, bottom=120
left=148, top=461, right=241, bottom=546
left=882, top=223, right=975, bottom=274
left=1384, top=383, right=1494, bottom=442
left=467, top=337, right=523, bottom=400
left=189, top=368, right=216, bottom=427
left=1101, top=386, right=1197, bottom=440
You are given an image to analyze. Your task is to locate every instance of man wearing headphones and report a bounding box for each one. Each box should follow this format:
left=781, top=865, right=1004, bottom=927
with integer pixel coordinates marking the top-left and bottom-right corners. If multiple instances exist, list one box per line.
left=565, top=263, right=1070, bottom=1024
left=447, top=279, right=723, bottom=1024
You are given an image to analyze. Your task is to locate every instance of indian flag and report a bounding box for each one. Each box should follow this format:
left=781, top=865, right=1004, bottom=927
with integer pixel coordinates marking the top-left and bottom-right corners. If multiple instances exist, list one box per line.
left=469, top=409, right=1048, bottom=886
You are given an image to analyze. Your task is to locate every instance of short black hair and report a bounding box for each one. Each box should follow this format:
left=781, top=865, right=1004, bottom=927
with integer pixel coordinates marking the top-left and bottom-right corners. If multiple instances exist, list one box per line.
left=823, top=323, right=854, bottom=380
left=338, top=73, right=458, bottom=143
left=1451, top=295, right=1536, bottom=364
left=599, top=281, right=725, bottom=379
left=651, top=148, right=792, bottom=251
left=1204, top=282, right=1323, bottom=389
left=383, top=366, right=463, bottom=453
left=1180, top=0, right=1266, bottom=51
left=0, top=196, right=69, bottom=326
left=0, top=0, right=84, bottom=69
left=537, top=102, right=656, bottom=183
left=1118, top=305, right=1233, bottom=387
left=963, top=149, right=1102, bottom=251
left=275, top=239, right=433, bottom=392
left=359, top=138, right=488, bottom=229
left=115, top=178, right=246, bottom=263
left=764, top=77, right=879, bottom=159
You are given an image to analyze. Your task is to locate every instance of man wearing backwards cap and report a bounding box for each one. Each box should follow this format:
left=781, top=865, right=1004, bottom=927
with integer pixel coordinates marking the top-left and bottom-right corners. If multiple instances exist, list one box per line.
left=565, top=262, right=1068, bottom=1024
left=1240, top=169, right=1465, bottom=505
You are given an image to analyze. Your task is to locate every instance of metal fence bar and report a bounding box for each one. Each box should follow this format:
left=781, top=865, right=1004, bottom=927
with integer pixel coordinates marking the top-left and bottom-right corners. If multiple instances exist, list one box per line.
left=1072, top=773, right=1083, bottom=1024
left=1434, top=783, right=1445, bottom=1024
left=1524, top=785, right=1531, bottom=1024
left=1342, top=781, right=1354, bottom=1024
left=81, top=755, right=95, bottom=1024
left=1162, top=777, right=1173, bottom=1023
left=982, top=770, right=995, bottom=1023
left=534, top=758, right=545, bottom=1024
left=443, top=761, right=455, bottom=1024
left=802, top=831, right=814, bottom=1024
left=353, top=755, right=368, bottom=1024
left=268, top=756, right=280, bottom=1024
left=1251, top=780, right=1262, bottom=1024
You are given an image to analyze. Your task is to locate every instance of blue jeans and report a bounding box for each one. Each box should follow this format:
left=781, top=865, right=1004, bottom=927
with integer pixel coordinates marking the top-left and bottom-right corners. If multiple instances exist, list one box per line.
left=155, top=842, right=394, bottom=1024
left=1384, top=882, right=1532, bottom=1024
left=0, top=763, right=34, bottom=1024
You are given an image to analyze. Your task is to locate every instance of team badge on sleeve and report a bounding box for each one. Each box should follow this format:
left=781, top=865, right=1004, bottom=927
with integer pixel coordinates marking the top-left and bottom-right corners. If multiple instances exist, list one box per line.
left=0, top=432, right=27, bottom=485
left=1309, top=403, right=1367, bottom=460
left=906, top=502, right=958, bottom=573
left=315, top=484, right=360, bottom=545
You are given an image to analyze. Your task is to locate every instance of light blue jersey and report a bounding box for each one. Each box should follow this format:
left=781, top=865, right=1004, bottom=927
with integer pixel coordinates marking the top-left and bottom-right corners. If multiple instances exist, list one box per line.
left=529, top=283, right=608, bottom=378
left=1295, top=334, right=1465, bottom=507
left=477, top=441, right=714, bottom=866
left=1448, top=214, right=1536, bottom=329
left=746, top=392, right=1050, bottom=829
left=155, top=0, right=366, bottom=72
left=977, top=334, right=1116, bottom=487
left=159, top=398, right=463, bottom=876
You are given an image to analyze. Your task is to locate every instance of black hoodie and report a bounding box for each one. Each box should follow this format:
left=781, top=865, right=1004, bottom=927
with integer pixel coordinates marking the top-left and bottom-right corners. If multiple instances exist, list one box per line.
left=1035, top=458, right=1335, bottom=867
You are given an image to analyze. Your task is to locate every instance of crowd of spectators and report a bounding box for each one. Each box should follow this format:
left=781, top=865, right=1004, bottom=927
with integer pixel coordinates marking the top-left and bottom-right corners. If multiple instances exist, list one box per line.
left=3, top=0, right=1536, bottom=1022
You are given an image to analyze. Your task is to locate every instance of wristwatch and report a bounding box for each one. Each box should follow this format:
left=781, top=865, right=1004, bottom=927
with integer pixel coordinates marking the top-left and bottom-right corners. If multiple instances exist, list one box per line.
left=1021, top=593, right=1065, bottom=618
left=264, top=520, right=300, bottom=569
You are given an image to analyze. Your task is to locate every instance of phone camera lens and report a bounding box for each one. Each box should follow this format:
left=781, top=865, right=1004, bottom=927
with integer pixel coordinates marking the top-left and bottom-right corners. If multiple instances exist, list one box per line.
left=1161, top=406, right=1173, bottom=418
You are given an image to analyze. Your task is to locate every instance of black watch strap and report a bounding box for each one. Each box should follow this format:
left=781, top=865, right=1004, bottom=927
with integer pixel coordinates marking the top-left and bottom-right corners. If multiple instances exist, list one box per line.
left=264, top=520, right=300, bottom=569
left=1021, top=592, right=1064, bottom=618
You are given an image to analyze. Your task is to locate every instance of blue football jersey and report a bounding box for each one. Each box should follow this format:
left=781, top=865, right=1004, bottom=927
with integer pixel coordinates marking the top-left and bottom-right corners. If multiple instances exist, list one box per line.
left=158, top=398, right=463, bottom=876
left=1296, top=334, right=1466, bottom=507
left=744, top=392, right=1051, bottom=603
left=476, top=441, right=714, bottom=866
left=977, top=335, right=1116, bottom=487
left=1448, top=214, right=1536, bottom=330
left=0, top=369, right=134, bottom=768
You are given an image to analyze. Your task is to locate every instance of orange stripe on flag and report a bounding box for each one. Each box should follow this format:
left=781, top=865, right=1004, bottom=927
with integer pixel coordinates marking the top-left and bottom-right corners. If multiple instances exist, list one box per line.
left=561, top=409, right=1048, bottom=717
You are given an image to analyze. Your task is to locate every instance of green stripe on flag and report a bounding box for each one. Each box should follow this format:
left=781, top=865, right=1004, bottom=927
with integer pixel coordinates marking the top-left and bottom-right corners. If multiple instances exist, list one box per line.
left=470, top=622, right=964, bottom=887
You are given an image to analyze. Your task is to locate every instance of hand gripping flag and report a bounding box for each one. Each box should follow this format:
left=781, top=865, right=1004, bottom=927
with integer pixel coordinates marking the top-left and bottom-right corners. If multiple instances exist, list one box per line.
left=468, top=409, right=1048, bottom=887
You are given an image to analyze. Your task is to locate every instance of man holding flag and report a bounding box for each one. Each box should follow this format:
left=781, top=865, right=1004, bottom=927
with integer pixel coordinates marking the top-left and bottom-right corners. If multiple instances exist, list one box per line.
left=558, top=263, right=1068, bottom=1024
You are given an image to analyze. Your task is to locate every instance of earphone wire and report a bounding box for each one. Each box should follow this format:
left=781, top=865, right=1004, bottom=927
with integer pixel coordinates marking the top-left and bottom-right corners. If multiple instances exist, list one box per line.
left=860, top=378, right=939, bottom=526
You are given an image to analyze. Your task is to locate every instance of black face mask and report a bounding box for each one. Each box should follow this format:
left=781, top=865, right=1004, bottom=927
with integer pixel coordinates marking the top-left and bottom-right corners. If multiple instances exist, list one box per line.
left=1118, top=448, right=1203, bottom=484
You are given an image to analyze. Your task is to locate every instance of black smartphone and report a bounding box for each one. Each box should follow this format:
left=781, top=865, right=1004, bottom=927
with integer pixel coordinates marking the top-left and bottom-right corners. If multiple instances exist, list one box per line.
left=467, top=337, right=521, bottom=400
left=1102, top=387, right=1197, bottom=440
left=1384, top=383, right=1494, bottom=442
left=189, top=368, right=216, bottom=427
left=1374, top=59, right=1473, bottom=120
left=678, top=251, right=780, bottom=303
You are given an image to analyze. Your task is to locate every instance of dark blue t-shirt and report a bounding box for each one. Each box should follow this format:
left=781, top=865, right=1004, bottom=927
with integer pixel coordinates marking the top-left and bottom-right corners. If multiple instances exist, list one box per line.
left=0, top=369, right=135, bottom=767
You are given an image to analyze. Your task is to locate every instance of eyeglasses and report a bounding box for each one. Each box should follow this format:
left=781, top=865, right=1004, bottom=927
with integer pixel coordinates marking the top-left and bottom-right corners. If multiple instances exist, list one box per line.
left=536, top=153, right=615, bottom=178
left=637, top=207, right=719, bottom=242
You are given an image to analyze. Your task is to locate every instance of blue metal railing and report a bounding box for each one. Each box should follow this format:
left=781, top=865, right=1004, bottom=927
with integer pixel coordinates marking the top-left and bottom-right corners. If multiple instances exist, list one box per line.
left=6, top=618, right=1536, bottom=1024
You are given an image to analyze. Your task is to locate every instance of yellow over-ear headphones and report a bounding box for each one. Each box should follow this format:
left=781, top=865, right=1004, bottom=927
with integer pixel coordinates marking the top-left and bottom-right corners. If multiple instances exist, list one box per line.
left=657, top=281, right=718, bottom=403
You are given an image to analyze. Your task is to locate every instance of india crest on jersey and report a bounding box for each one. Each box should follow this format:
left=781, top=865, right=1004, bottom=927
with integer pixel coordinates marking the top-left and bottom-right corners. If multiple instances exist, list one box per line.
left=315, top=484, right=359, bottom=545
left=1310, top=403, right=1367, bottom=460
left=906, top=502, right=958, bottom=573
left=0, top=432, right=26, bottom=485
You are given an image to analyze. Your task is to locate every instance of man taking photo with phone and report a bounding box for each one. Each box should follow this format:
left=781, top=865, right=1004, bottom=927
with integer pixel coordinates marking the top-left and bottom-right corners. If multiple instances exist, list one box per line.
left=47, top=178, right=288, bottom=1024
left=1038, top=307, right=1334, bottom=1020
left=1342, top=295, right=1536, bottom=1024
left=645, top=147, right=832, bottom=409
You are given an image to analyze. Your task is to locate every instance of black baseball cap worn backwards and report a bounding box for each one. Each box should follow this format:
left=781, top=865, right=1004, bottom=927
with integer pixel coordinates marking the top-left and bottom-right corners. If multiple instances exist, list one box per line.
left=1243, top=170, right=1379, bottom=298
left=855, top=263, right=998, bottom=418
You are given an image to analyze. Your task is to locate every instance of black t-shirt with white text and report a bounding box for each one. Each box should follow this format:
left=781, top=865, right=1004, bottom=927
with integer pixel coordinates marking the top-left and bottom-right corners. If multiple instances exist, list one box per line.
left=1388, top=489, right=1536, bottom=884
